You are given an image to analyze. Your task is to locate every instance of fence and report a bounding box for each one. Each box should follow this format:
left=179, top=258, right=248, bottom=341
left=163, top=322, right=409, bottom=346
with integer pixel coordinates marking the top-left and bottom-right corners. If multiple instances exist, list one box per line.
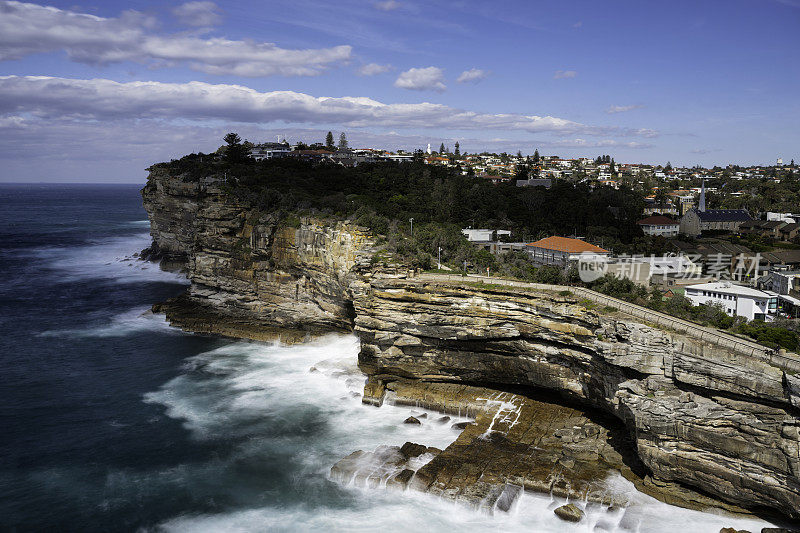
left=418, top=273, right=800, bottom=373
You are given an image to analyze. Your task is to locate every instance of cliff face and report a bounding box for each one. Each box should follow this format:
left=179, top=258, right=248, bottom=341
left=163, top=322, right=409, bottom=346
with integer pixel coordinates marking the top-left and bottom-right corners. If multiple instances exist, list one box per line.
left=142, top=169, right=378, bottom=339
left=142, top=168, right=800, bottom=520
left=355, top=279, right=800, bottom=519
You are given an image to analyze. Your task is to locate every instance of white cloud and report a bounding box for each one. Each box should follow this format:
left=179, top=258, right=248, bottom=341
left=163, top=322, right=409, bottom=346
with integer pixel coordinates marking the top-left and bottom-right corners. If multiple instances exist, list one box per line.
left=553, top=70, right=577, bottom=79
left=374, top=0, right=400, bottom=11
left=606, top=104, right=644, bottom=114
left=394, top=67, right=446, bottom=92
left=358, top=63, right=393, bottom=76
left=173, top=1, right=221, bottom=27
left=0, top=75, right=657, bottom=137
left=456, top=68, right=488, bottom=84
left=0, top=1, right=351, bottom=76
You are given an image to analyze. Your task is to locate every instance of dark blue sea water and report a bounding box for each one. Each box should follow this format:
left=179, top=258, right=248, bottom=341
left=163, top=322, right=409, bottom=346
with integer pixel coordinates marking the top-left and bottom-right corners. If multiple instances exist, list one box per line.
left=0, top=184, right=775, bottom=533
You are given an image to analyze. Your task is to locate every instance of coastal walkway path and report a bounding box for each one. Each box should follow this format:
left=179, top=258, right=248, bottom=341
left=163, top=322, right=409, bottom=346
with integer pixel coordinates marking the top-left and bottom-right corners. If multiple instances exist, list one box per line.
left=418, top=272, right=800, bottom=374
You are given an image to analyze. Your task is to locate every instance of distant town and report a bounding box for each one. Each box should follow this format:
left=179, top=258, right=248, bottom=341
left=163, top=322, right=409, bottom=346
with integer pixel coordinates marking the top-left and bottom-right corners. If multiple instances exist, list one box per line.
left=227, top=133, right=800, bottom=325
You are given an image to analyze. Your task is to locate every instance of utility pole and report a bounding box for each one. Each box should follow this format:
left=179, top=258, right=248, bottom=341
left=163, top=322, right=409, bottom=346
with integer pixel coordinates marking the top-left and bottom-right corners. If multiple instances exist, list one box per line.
left=409, top=218, right=414, bottom=237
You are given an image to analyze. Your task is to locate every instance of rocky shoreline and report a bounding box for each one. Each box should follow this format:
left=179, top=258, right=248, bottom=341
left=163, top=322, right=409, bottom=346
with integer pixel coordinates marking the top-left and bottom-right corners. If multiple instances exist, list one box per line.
left=141, top=168, right=800, bottom=526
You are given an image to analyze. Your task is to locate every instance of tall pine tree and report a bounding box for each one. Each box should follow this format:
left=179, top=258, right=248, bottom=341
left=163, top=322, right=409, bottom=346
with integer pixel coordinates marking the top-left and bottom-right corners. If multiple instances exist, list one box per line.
left=439, top=142, right=446, bottom=154
left=338, top=132, right=348, bottom=151
left=454, top=142, right=460, bottom=157
left=325, top=131, right=335, bottom=150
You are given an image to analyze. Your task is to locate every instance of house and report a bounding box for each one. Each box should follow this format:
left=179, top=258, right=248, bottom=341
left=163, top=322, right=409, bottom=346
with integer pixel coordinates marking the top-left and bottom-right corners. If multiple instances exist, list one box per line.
left=760, top=220, right=788, bottom=238
left=462, top=229, right=511, bottom=242
left=684, top=281, right=778, bottom=321
left=525, top=236, right=610, bottom=266
left=779, top=223, right=800, bottom=241
left=637, top=215, right=680, bottom=237
left=643, top=200, right=679, bottom=217
left=250, top=142, right=291, bottom=160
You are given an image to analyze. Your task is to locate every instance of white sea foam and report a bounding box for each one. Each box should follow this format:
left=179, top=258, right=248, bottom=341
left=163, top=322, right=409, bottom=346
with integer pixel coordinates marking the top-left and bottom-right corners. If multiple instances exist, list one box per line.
left=33, top=231, right=187, bottom=285
left=38, top=306, right=178, bottom=338
left=147, top=334, right=777, bottom=533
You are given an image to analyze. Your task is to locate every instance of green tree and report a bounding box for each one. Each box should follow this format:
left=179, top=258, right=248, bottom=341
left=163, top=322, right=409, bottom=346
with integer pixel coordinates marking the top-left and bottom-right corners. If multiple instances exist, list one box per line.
left=338, top=132, right=348, bottom=151
left=439, top=142, right=446, bottom=154
left=665, top=161, right=672, bottom=172
left=454, top=142, right=460, bottom=157
left=223, top=132, right=248, bottom=163
left=533, top=149, right=540, bottom=163
left=325, top=131, right=335, bottom=150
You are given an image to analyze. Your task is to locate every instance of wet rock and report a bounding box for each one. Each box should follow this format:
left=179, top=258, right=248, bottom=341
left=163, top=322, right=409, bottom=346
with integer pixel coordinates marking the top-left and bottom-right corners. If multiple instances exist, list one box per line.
left=720, top=529, right=751, bottom=533
left=436, top=416, right=451, bottom=424
left=399, top=442, right=428, bottom=458
left=403, top=416, right=421, bottom=425
left=554, top=503, right=584, bottom=522
left=451, top=421, right=473, bottom=430
left=386, top=468, right=415, bottom=489
left=761, top=529, right=798, bottom=533
left=495, top=484, right=522, bottom=512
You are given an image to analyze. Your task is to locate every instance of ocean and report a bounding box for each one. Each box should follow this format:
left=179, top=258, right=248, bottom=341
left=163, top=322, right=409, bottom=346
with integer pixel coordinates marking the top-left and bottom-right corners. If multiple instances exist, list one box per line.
left=0, top=183, right=775, bottom=532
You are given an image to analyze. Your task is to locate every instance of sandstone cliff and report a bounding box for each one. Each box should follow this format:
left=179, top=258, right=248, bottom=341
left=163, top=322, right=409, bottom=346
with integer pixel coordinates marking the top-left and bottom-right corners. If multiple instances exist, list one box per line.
left=142, top=167, right=800, bottom=522
left=142, top=167, right=379, bottom=340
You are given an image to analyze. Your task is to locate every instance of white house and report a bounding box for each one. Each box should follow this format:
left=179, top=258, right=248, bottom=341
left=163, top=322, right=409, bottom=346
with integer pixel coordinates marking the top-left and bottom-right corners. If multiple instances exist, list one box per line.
left=462, top=229, right=511, bottom=242
left=637, top=215, right=680, bottom=237
left=684, top=281, right=778, bottom=321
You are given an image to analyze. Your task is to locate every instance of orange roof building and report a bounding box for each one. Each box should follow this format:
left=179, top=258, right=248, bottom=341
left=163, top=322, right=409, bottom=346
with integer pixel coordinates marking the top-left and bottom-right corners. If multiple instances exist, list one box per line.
left=525, top=236, right=610, bottom=266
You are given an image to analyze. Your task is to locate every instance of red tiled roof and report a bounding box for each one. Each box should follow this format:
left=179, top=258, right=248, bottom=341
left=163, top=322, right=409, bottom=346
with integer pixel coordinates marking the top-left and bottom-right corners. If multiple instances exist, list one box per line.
left=526, top=236, right=609, bottom=254
left=637, top=215, right=679, bottom=226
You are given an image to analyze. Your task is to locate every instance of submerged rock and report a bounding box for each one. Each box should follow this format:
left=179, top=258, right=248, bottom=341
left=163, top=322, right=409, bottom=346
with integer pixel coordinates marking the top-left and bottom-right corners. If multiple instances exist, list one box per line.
left=436, top=416, right=451, bottom=424
left=554, top=503, right=584, bottom=522
left=451, top=421, right=472, bottom=430
left=403, top=416, right=421, bottom=425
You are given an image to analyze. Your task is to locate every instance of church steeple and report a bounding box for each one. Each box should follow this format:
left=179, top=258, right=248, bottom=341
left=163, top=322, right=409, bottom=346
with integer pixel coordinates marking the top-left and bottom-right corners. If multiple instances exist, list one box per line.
left=699, top=179, right=706, bottom=212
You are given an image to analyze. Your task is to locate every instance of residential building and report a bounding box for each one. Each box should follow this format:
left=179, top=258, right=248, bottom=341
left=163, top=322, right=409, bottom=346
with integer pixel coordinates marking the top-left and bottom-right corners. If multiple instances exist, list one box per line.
left=250, top=142, right=291, bottom=160
left=462, top=229, right=511, bottom=242
left=684, top=281, right=778, bottom=321
left=525, top=236, right=610, bottom=266
left=637, top=215, right=680, bottom=237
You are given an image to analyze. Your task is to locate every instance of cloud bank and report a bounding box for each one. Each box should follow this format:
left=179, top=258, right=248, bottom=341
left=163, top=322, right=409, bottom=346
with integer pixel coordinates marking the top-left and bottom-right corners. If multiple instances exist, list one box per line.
left=0, top=1, right=351, bottom=76
left=0, top=75, right=652, bottom=137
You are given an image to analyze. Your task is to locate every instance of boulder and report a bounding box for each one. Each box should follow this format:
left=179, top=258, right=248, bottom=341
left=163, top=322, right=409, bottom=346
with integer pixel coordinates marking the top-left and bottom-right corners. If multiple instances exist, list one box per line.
left=403, top=416, right=421, bottom=425
left=554, top=503, right=584, bottom=522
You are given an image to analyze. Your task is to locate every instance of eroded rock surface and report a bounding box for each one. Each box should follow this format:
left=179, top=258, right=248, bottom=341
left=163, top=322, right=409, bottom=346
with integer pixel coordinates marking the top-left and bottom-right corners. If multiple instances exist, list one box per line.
left=355, top=280, right=800, bottom=519
left=143, top=167, right=800, bottom=521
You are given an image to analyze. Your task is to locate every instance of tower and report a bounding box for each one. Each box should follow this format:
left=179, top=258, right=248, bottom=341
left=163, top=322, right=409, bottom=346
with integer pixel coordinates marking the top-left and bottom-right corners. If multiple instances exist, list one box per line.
left=698, top=179, right=706, bottom=212
left=426, top=143, right=432, bottom=155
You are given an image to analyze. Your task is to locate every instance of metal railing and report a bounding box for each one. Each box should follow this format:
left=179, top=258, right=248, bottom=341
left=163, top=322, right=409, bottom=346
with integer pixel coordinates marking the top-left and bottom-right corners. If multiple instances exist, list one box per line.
left=417, top=272, right=800, bottom=373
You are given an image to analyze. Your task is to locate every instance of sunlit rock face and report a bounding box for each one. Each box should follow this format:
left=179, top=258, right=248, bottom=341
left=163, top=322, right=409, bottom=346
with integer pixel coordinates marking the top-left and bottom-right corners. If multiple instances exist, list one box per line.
left=355, top=279, right=800, bottom=520
left=143, top=167, right=800, bottom=520
left=142, top=169, right=380, bottom=340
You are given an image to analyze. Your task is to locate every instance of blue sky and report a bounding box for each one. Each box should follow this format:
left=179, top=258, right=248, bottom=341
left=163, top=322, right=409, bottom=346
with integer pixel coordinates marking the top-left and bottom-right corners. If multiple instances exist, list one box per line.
left=0, top=0, right=798, bottom=182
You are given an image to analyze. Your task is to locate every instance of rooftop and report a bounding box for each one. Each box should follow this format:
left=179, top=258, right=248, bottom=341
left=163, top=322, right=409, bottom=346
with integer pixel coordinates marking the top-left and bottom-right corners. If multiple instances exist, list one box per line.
left=527, top=236, right=610, bottom=254
left=694, top=209, right=752, bottom=222
left=637, top=215, right=679, bottom=226
left=684, top=281, right=777, bottom=299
